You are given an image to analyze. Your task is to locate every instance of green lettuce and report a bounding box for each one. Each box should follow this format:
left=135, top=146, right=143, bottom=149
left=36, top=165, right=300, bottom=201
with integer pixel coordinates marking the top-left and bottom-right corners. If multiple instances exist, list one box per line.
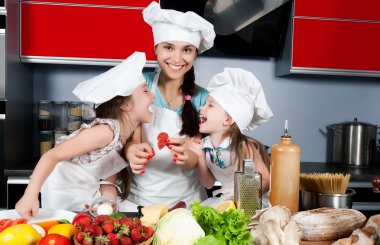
left=190, top=201, right=252, bottom=245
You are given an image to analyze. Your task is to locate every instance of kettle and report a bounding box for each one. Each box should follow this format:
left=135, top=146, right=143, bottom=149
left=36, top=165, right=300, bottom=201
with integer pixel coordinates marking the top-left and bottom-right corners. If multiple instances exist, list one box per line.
left=327, top=118, right=378, bottom=167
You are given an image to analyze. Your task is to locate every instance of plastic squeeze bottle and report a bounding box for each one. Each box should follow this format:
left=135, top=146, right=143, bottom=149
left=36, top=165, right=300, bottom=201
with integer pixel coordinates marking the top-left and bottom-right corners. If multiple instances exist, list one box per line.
left=269, top=120, right=301, bottom=214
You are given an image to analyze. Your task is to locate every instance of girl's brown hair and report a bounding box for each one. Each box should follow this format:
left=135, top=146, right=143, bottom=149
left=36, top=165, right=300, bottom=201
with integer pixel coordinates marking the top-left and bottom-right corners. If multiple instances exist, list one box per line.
left=224, top=123, right=271, bottom=171
left=95, top=96, right=131, bottom=200
left=179, top=66, right=199, bottom=137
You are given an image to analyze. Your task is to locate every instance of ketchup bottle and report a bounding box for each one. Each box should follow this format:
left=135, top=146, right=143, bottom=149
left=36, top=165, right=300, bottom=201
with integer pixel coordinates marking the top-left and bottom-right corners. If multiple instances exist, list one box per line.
left=269, top=120, right=301, bottom=214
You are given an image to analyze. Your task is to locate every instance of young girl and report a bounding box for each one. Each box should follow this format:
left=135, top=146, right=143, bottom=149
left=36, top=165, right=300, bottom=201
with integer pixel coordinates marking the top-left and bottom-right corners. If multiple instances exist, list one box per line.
left=189, top=67, right=274, bottom=207
left=121, top=2, right=216, bottom=207
left=15, top=52, right=154, bottom=219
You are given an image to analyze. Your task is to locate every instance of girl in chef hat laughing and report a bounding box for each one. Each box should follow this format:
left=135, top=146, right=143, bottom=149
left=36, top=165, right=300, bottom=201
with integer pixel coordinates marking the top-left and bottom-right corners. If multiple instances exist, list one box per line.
left=189, top=67, right=274, bottom=207
left=15, top=52, right=154, bottom=219
left=122, top=2, right=216, bottom=207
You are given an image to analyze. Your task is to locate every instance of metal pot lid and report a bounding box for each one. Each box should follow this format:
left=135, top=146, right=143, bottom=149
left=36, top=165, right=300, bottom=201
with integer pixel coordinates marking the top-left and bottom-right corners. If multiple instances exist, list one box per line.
left=340, top=118, right=376, bottom=127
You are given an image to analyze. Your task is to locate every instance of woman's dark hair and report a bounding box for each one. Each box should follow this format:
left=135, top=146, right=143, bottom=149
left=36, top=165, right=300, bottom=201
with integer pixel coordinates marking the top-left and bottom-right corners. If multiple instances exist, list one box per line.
left=179, top=66, right=199, bottom=137
left=95, top=96, right=131, bottom=200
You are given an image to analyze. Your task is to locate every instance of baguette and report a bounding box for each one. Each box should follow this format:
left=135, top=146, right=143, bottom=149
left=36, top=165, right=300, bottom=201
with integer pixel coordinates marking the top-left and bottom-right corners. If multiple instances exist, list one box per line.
left=291, top=208, right=366, bottom=241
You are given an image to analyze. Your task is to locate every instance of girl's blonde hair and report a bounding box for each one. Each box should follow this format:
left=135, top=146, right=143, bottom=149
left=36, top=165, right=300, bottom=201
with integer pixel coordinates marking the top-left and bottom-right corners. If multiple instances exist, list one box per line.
left=224, top=123, right=270, bottom=171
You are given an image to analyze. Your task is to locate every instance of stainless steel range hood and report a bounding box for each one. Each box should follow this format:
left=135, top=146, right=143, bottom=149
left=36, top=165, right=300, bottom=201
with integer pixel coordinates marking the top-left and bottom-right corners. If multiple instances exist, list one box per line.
left=204, top=0, right=291, bottom=35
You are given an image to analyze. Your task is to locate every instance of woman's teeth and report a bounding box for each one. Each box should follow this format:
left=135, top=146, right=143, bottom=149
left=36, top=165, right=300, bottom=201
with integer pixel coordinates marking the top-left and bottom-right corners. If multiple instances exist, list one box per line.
left=148, top=105, right=153, bottom=112
left=168, top=64, right=183, bottom=70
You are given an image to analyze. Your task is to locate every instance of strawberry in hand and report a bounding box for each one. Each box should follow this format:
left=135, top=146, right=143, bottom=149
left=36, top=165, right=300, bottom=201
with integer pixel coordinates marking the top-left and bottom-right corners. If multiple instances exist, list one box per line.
left=157, top=132, right=169, bottom=150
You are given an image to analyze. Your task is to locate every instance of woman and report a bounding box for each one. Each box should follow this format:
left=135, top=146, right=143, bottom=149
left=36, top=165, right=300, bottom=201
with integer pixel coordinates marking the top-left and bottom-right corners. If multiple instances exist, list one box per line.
left=120, top=2, right=216, bottom=207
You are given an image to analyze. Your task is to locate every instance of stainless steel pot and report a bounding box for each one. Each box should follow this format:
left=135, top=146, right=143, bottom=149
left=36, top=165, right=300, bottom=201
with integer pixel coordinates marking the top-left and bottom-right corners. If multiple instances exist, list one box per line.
left=327, top=118, right=378, bottom=167
left=301, top=188, right=355, bottom=210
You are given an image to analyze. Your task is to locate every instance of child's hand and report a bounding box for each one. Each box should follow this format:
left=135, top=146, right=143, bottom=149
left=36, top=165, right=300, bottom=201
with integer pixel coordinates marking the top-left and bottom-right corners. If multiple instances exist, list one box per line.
left=188, top=138, right=204, bottom=158
left=126, top=142, right=154, bottom=174
left=15, top=193, right=40, bottom=220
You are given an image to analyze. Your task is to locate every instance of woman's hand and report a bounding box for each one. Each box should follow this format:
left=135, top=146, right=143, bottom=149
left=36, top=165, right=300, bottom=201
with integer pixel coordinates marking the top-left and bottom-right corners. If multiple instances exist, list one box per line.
left=15, top=193, right=40, bottom=220
left=125, top=142, right=154, bottom=174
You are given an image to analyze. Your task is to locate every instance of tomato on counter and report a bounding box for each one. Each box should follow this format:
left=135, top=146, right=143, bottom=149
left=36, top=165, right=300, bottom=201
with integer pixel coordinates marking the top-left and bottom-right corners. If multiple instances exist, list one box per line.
left=38, top=234, right=71, bottom=245
left=0, top=218, right=27, bottom=232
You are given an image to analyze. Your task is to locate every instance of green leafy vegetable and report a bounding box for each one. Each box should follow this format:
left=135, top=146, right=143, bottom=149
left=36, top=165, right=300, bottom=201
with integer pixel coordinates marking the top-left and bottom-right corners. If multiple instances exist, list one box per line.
left=196, top=235, right=227, bottom=245
left=190, top=201, right=252, bottom=245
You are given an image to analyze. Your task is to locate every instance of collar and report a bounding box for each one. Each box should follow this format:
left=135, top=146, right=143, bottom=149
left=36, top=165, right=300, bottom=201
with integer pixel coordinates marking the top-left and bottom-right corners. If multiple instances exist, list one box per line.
left=202, top=136, right=231, bottom=151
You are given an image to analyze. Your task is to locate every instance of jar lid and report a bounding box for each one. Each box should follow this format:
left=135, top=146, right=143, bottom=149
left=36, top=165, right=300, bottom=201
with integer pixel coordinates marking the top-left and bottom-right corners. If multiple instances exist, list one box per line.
left=38, top=115, right=53, bottom=119
left=40, top=130, right=53, bottom=134
left=69, top=101, right=83, bottom=105
left=38, top=100, right=52, bottom=104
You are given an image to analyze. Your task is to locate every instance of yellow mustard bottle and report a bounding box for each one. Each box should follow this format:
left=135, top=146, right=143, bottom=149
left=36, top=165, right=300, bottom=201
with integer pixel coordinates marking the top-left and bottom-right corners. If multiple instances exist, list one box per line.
left=269, top=120, right=301, bottom=214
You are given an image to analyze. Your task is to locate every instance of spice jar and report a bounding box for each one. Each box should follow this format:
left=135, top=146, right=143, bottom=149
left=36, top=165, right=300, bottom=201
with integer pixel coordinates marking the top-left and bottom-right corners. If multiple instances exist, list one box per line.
left=38, top=100, right=54, bottom=116
left=82, top=102, right=96, bottom=118
left=68, top=116, right=82, bottom=131
left=69, top=101, right=82, bottom=117
left=40, top=131, right=54, bottom=156
left=54, top=101, right=68, bottom=130
left=54, top=130, right=68, bottom=142
left=38, top=115, right=53, bottom=131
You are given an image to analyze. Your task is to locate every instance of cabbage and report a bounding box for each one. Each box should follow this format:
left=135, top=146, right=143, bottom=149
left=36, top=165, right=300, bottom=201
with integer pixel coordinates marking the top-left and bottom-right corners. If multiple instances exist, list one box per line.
left=153, top=208, right=205, bottom=245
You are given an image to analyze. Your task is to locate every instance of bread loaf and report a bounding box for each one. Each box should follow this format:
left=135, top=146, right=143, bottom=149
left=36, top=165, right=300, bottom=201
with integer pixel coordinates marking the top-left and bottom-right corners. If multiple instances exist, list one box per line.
left=291, top=208, right=366, bottom=241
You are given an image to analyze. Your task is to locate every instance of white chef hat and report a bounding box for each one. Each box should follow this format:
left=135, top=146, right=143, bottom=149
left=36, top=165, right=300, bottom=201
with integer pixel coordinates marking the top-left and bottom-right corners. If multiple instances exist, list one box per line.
left=142, top=1, right=215, bottom=53
left=207, top=68, right=274, bottom=131
left=73, top=52, right=146, bottom=105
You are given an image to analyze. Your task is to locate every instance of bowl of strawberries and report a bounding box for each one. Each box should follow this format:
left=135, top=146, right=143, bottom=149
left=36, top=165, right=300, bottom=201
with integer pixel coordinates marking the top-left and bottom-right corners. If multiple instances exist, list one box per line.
left=72, top=213, right=154, bottom=245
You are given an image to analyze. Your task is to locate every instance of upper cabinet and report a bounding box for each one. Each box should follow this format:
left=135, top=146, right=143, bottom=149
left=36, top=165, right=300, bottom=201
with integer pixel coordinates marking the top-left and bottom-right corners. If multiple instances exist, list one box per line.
left=20, top=0, right=158, bottom=66
left=276, top=0, right=380, bottom=77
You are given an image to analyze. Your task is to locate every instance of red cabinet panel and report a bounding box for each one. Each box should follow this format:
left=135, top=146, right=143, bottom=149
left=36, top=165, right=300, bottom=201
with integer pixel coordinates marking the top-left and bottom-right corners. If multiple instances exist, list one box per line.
left=292, top=18, right=380, bottom=71
left=21, top=3, right=156, bottom=61
left=294, top=0, right=380, bottom=21
left=21, top=0, right=158, bottom=8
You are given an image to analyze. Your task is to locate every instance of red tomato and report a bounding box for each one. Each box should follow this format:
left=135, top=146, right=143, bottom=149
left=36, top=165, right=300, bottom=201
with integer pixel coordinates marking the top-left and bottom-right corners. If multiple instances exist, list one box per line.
left=0, top=218, right=27, bottom=232
left=37, top=234, right=71, bottom=245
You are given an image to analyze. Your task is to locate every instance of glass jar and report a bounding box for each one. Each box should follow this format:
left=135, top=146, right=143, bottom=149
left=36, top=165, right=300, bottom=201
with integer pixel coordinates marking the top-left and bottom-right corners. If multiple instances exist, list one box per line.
left=38, top=100, right=54, bottom=116
left=82, top=117, right=95, bottom=125
left=54, top=130, right=68, bottom=142
left=40, top=131, right=54, bottom=156
left=82, top=102, right=96, bottom=118
left=68, top=116, right=82, bottom=131
left=54, top=101, right=68, bottom=130
left=38, top=115, right=53, bottom=131
left=69, top=101, right=82, bottom=117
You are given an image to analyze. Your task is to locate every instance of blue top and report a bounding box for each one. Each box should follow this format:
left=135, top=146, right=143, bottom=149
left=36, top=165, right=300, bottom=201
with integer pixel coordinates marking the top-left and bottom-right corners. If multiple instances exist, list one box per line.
left=144, top=72, right=209, bottom=116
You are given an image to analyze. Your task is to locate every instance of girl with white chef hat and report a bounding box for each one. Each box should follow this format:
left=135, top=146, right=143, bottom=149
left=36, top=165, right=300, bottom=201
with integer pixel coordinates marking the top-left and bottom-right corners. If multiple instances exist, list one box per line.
left=189, top=67, right=274, bottom=207
left=121, top=1, right=216, bottom=207
left=15, top=52, right=154, bottom=219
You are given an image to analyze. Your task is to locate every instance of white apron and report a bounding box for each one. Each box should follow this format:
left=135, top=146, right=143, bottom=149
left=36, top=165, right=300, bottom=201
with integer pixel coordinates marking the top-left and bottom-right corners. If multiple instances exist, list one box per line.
left=41, top=129, right=127, bottom=211
left=127, top=72, right=207, bottom=207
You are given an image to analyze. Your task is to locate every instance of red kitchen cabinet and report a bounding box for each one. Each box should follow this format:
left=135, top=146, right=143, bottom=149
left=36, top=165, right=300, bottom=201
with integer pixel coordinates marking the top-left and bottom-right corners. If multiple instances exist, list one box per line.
left=276, top=0, right=380, bottom=77
left=20, top=2, right=157, bottom=65
left=294, top=0, right=380, bottom=21
left=22, top=0, right=157, bottom=8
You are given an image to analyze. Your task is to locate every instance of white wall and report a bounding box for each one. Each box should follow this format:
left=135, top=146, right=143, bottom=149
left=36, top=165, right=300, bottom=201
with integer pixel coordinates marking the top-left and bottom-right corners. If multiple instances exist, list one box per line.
left=34, top=57, right=380, bottom=162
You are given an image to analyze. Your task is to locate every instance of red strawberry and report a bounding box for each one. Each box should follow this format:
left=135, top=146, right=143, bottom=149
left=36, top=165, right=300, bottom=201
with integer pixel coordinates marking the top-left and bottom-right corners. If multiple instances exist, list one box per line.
left=157, top=132, right=169, bottom=149
left=93, top=225, right=103, bottom=236
left=82, top=233, right=94, bottom=245
left=119, top=217, right=134, bottom=230
left=94, top=235, right=110, bottom=245
left=133, top=218, right=142, bottom=230
left=107, top=233, right=119, bottom=245
left=117, top=224, right=130, bottom=236
left=141, top=226, right=154, bottom=241
left=74, top=231, right=85, bottom=243
left=119, top=236, right=133, bottom=245
left=84, top=225, right=95, bottom=236
left=130, top=228, right=141, bottom=243
left=95, top=215, right=110, bottom=224
left=102, top=220, right=114, bottom=234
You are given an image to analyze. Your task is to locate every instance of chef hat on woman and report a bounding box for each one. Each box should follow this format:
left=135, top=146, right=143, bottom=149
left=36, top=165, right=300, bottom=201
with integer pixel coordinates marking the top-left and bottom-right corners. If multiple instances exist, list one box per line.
left=142, top=1, right=215, bottom=53
left=73, top=52, right=146, bottom=106
left=207, top=67, right=274, bottom=131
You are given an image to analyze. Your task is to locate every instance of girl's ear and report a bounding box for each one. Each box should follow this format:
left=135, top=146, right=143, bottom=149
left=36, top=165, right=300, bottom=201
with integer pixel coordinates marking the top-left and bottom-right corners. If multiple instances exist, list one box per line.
left=223, top=116, right=235, bottom=126
left=120, top=100, right=132, bottom=112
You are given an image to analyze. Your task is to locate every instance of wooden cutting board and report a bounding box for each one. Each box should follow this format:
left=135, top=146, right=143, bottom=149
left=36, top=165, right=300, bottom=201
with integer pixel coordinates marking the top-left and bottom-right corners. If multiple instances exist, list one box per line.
left=300, top=241, right=335, bottom=245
